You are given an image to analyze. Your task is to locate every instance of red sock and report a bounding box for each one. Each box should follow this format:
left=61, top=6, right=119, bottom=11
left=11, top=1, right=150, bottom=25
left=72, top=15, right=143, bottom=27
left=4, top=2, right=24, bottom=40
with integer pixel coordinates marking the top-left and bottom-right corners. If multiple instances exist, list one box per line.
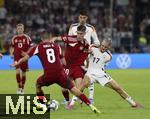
left=22, top=76, right=26, bottom=89
left=37, top=92, right=45, bottom=104
left=62, top=90, right=70, bottom=101
left=79, top=93, right=91, bottom=106
left=36, top=91, right=44, bottom=96
left=16, top=74, right=21, bottom=88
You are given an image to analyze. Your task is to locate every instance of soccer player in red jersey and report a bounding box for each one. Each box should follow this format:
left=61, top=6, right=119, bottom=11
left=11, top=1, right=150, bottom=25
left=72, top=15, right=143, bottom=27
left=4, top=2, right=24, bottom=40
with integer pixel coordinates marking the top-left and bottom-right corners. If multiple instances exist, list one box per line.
left=10, top=23, right=32, bottom=94
left=68, top=10, right=100, bottom=104
left=53, top=25, right=90, bottom=109
left=11, top=31, right=100, bottom=114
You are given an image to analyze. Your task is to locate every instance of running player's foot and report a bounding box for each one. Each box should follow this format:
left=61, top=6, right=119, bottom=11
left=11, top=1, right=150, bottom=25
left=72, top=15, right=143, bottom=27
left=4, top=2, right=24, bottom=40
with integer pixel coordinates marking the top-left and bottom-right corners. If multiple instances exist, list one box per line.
left=20, top=89, right=24, bottom=94
left=17, top=88, right=21, bottom=94
left=65, top=103, right=74, bottom=110
left=132, top=102, right=143, bottom=108
left=61, top=99, right=68, bottom=105
left=78, top=100, right=83, bottom=106
left=35, top=103, right=47, bottom=111
left=77, top=99, right=83, bottom=104
left=89, top=104, right=101, bottom=114
left=89, top=98, right=94, bottom=104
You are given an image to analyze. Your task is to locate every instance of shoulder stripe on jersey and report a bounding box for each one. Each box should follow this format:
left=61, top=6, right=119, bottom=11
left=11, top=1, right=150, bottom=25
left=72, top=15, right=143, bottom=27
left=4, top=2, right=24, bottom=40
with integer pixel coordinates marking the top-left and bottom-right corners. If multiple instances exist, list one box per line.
left=24, top=34, right=32, bottom=41
left=68, top=23, right=79, bottom=33
left=71, top=23, right=79, bottom=27
left=86, top=23, right=93, bottom=27
left=24, top=34, right=32, bottom=45
left=85, top=23, right=95, bottom=31
left=34, top=46, right=39, bottom=55
left=106, top=50, right=112, bottom=59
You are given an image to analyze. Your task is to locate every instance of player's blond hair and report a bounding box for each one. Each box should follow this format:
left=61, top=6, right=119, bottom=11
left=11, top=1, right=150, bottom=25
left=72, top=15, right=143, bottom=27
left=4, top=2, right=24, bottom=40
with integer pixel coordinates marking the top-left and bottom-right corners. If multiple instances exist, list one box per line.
left=101, top=37, right=112, bottom=46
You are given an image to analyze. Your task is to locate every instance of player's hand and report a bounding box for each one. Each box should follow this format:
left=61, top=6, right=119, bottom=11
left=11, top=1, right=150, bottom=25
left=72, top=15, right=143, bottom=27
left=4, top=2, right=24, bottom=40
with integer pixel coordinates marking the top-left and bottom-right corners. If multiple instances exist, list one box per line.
left=11, top=61, right=18, bottom=67
left=0, top=53, right=3, bottom=59
left=88, top=44, right=96, bottom=53
left=10, top=54, right=14, bottom=59
left=50, top=37, right=56, bottom=43
left=61, top=36, right=67, bottom=41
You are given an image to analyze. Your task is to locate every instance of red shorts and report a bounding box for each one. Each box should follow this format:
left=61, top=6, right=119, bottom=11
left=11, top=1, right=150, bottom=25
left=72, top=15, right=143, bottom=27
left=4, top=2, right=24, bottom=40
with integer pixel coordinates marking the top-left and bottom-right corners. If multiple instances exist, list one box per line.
left=14, top=55, right=28, bottom=71
left=37, top=70, right=74, bottom=90
left=15, top=61, right=28, bottom=72
left=65, top=66, right=85, bottom=80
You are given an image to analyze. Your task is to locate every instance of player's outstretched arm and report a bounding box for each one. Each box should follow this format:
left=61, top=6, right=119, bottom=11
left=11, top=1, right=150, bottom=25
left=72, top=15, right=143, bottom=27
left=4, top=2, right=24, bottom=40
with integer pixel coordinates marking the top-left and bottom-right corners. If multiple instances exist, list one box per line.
left=11, top=55, right=29, bottom=67
left=104, top=51, right=112, bottom=63
left=21, top=51, right=28, bottom=57
left=88, top=44, right=96, bottom=53
left=52, top=36, right=62, bottom=42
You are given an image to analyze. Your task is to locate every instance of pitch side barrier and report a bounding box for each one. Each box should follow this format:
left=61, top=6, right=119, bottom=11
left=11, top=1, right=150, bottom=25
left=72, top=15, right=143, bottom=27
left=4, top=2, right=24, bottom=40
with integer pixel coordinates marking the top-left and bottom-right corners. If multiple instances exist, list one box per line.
left=0, top=54, right=150, bottom=70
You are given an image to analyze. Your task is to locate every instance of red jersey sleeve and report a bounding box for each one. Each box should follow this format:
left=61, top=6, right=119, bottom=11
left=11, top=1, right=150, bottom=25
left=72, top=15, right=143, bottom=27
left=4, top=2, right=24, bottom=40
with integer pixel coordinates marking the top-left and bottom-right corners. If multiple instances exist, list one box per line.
left=27, top=45, right=38, bottom=57
left=61, top=35, right=78, bottom=44
left=11, top=36, right=16, bottom=47
left=26, top=35, right=33, bottom=47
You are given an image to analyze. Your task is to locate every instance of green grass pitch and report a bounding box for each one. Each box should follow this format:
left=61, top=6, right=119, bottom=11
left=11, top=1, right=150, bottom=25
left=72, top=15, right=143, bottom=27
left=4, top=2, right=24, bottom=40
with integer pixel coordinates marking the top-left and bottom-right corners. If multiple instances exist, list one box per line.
left=0, top=69, right=150, bottom=119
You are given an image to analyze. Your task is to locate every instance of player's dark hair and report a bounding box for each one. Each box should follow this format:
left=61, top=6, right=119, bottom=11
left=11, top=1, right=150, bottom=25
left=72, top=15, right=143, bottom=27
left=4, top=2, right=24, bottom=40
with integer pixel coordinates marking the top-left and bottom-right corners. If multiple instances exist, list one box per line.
left=77, top=25, right=86, bottom=32
left=41, top=30, right=50, bottom=40
left=79, top=10, right=88, bottom=16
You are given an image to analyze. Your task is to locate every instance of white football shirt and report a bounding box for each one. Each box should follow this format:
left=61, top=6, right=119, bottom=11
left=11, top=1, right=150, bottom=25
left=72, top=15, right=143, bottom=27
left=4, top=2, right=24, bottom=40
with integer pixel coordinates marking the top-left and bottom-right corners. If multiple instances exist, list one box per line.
left=87, top=47, right=112, bottom=76
left=68, top=23, right=100, bottom=45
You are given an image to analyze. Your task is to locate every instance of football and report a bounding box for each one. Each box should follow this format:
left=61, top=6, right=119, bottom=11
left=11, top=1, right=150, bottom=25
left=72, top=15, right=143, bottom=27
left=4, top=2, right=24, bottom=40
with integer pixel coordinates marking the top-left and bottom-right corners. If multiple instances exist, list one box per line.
left=47, top=100, right=59, bottom=111
left=36, top=103, right=47, bottom=111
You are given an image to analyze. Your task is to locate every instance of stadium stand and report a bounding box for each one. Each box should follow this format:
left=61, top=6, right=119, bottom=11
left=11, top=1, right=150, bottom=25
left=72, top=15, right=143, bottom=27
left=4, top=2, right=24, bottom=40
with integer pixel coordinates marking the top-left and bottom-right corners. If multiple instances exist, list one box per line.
left=0, top=0, right=149, bottom=53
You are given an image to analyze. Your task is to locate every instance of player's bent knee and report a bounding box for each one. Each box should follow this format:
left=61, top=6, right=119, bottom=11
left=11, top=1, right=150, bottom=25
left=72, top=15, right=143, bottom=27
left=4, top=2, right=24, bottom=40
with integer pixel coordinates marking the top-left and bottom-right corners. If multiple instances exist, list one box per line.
left=22, top=71, right=26, bottom=76
left=76, top=78, right=83, bottom=86
left=70, top=86, right=81, bottom=97
left=76, top=83, right=82, bottom=89
left=84, top=83, right=89, bottom=88
left=84, top=80, right=90, bottom=88
left=78, top=83, right=85, bottom=90
left=16, top=69, right=20, bottom=74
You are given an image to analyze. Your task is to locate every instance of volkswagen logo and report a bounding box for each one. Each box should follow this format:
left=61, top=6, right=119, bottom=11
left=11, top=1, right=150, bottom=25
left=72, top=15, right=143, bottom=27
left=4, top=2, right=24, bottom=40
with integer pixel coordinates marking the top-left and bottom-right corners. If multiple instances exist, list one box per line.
left=116, top=54, right=131, bottom=69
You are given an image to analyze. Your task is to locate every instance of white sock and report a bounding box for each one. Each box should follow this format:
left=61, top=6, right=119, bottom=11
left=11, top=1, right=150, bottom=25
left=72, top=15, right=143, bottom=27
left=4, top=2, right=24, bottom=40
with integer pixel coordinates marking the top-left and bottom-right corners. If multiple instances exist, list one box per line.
left=70, top=96, right=78, bottom=105
left=125, top=97, right=136, bottom=106
left=88, top=83, right=94, bottom=99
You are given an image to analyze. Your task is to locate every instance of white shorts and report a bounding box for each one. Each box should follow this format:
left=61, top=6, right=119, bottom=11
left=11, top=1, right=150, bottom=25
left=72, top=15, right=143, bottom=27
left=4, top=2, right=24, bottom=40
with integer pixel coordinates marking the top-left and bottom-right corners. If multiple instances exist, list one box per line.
left=85, top=72, right=113, bottom=86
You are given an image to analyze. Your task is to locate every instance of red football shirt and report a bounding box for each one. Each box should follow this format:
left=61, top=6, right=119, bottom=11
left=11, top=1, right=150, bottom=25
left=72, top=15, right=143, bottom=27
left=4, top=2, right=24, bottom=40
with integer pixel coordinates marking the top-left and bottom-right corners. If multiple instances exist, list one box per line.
left=61, top=35, right=89, bottom=68
left=28, top=41, right=64, bottom=74
left=11, top=34, right=32, bottom=61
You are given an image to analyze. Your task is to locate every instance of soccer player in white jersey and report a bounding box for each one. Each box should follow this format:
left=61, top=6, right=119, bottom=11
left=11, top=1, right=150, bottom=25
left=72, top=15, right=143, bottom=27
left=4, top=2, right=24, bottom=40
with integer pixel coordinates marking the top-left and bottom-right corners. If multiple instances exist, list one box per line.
left=64, top=10, right=100, bottom=105
left=68, top=10, right=99, bottom=45
left=79, top=38, right=143, bottom=108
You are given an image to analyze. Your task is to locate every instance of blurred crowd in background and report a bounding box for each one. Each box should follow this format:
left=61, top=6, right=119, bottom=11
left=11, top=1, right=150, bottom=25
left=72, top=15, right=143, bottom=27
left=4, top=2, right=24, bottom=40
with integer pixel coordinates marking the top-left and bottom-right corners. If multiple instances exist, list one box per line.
left=0, top=0, right=150, bottom=54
